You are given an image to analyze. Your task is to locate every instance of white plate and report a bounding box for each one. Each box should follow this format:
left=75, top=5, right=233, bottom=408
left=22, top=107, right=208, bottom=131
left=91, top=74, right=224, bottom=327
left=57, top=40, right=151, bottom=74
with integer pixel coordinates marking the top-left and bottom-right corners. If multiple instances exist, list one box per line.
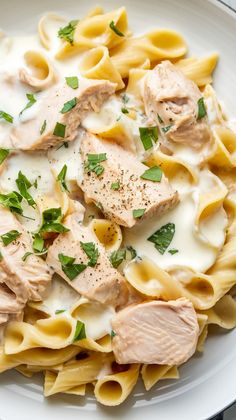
left=0, top=0, right=236, bottom=419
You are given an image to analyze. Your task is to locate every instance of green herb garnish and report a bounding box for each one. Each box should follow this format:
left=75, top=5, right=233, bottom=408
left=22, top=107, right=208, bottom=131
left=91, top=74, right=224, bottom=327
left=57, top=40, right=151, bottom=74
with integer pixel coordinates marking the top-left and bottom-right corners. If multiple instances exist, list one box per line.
left=57, top=164, right=69, bottom=192
left=126, top=245, right=137, bottom=259
left=111, top=181, right=120, bottom=190
left=33, top=233, right=45, bottom=253
left=58, top=20, right=78, bottom=45
left=157, top=114, right=163, bottom=124
left=40, top=120, right=47, bottom=135
left=121, top=107, right=129, bottom=114
left=168, top=249, right=178, bottom=255
left=140, top=166, right=162, bottom=182
left=40, top=208, right=69, bottom=234
left=73, top=320, right=86, bottom=341
left=16, top=171, right=36, bottom=208
left=22, top=252, right=33, bottom=262
left=58, top=253, right=87, bottom=281
left=122, top=93, right=129, bottom=104
left=110, top=329, right=116, bottom=338
left=0, top=191, right=23, bottom=215
left=53, top=122, right=66, bottom=138
left=0, top=110, right=13, bottom=123
left=109, top=20, right=124, bottom=37
left=19, top=93, right=36, bottom=116
left=55, top=309, right=66, bottom=315
left=1, top=230, right=21, bottom=246
left=65, top=76, right=79, bottom=89
left=148, top=223, right=175, bottom=255
left=0, top=149, right=9, bottom=165
left=80, top=241, right=99, bottom=267
left=162, top=125, right=173, bottom=133
left=139, top=126, right=158, bottom=151
left=197, top=97, right=207, bottom=119
left=85, top=153, right=107, bottom=177
left=133, top=208, right=145, bottom=219
left=109, top=248, right=126, bottom=268
left=60, top=97, right=77, bottom=114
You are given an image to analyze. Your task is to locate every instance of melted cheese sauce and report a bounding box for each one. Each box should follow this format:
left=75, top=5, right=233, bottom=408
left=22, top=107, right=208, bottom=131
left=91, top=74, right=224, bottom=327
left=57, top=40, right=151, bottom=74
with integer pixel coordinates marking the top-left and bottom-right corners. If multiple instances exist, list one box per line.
left=0, top=20, right=231, bottom=326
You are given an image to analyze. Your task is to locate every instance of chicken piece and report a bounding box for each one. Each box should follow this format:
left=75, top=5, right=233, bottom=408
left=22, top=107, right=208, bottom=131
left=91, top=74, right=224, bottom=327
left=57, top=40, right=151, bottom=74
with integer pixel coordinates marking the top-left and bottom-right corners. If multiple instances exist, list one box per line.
left=78, top=131, right=178, bottom=228
left=46, top=212, right=128, bottom=307
left=0, top=207, right=52, bottom=301
left=11, top=78, right=116, bottom=151
left=111, top=298, right=199, bottom=365
left=0, top=282, right=24, bottom=314
left=143, top=60, right=210, bottom=149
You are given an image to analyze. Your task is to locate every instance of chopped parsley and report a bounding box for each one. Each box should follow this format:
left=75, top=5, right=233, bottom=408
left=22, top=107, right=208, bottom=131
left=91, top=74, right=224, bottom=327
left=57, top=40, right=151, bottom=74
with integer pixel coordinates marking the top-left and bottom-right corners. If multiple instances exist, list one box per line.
left=109, top=20, right=124, bottom=37
left=58, top=20, right=78, bottom=45
left=40, top=120, right=47, bottom=135
left=148, top=223, right=175, bottom=255
left=0, top=251, right=2, bottom=261
left=133, top=208, right=145, bottom=219
left=40, top=208, right=69, bottom=234
left=60, top=97, right=77, bottom=114
left=33, top=233, right=45, bottom=253
left=1, top=230, right=21, bottom=246
left=0, top=110, right=13, bottom=123
left=126, top=245, right=137, bottom=259
left=157, top=114, right=164, bottom=124
left=141, top=166, right=163, bottom=182
left=168, top=249, right=178, bottom=255
left=19, top=93, right=36, bottom=116
left=110, top=329, right=116, bottom=338
left=57, top=164, right=69, bottom=192
left=58, top=253, right=87, bottom=281
left=0, top=191, right=23, bottom=215
left=197, top=97, right=207, bottom=119
left=80, top=241, right=99, bottom=267
left=65, top=76, right=79, bottom=89
left=55, top=309, right=66, bottom=315
left=85, top=153, right=107, bottom=177
left=53, top=122, right=66, bottom=138
left=139, top=126, right=158, bottom=151
left=16, top=171, right=36, bottom=208
left=22, top=252, right=33, bottom=262
left=121, top=107, right=129, bottom=114
left=162, top=125, right=173, bottom=133
left=109, top=248, right=126, bottom=268
left=0, top=149, right=9, bottom=165
left=73, top=320, right=86, bottom=341
left=111, top=181, right=120, bottom=190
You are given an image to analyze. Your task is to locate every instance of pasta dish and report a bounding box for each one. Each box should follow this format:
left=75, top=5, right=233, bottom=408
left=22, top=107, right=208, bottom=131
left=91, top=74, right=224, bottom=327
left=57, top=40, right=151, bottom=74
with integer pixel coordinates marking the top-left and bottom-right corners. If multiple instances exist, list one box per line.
left=0, top=5, right=236, bottom=407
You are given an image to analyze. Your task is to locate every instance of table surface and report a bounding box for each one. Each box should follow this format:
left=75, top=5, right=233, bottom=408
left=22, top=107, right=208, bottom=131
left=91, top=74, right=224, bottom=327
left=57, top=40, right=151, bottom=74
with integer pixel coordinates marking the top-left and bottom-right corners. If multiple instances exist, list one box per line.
left=212, top=2, right=236, bottom=417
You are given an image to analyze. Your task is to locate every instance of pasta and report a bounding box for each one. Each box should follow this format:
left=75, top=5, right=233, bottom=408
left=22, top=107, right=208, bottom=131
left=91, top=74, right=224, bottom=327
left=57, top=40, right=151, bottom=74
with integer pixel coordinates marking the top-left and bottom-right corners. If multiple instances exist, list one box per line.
left=0, top=4, right=235, bottom=409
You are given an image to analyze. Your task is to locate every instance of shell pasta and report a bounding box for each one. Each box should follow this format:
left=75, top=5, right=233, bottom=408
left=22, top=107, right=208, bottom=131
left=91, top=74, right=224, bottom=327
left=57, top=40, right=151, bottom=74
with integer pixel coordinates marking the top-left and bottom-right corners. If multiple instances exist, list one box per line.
left=0, top=4, right=236, bottom=410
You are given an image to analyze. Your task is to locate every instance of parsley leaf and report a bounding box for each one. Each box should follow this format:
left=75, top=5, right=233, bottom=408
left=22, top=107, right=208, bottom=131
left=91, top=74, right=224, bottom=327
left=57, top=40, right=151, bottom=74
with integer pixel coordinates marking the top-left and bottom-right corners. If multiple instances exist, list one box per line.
left=33, top=233, right=45, bottom=253
left=60, top=97, right=77, bottom=114
left=19, top=93, right=36, bottom=116
left=109, top=248, right=126, bottom=268
left=110, top=329, right=116, bottom=338
left=55, top=309, right=66, bottom=315
left=0, top=149, right=9, bottom=165
left=40, top=120, right=47, bottom=135
left=111, top=181, right=120, bottom=190
left=157, top=114, right=164, bottom=124
left=80, top=242, right=99, bottom=267
left=162, top=125, right=173, bottom=133
left=0, top=110, right=13, bottom=123
left=85, top=153, right=107, bottom=177
left=53, top=122, right=66, bottom=138
left=121, top=107, right=129, bottom=114
left=168, top=249, right=178, bottom=255
left=141, top=166, right=163, bottom=182
left=148, top=223, right=175, bottom=255
left=39, top=208, right=69, bottom=234
left=197, top=97, right=207, bottom=119
left=58, top=20, right=78, bottom=45
left=122, top=94, right=129, bottom=104
left=65, top=76, right=79, bottom=89
left=109, top=20, right=124, bottom=37
left=22, top=252, right=33, bottom=262
left=57, top=164, right=69, bottom=192
left=16, top=171, right=36, bottom=208
left=133, top=208, right=145, bottom=219
left=126, top=245, right=137, bottom=259
left=139, top=126, right=158, bottom=151
left=1, top=230, right=21, bottom=246
left=73, top=320, right=86, bottom=341
left=0, top=191, right=23, bottom=215
left=59, top=253, right=87, bottom=281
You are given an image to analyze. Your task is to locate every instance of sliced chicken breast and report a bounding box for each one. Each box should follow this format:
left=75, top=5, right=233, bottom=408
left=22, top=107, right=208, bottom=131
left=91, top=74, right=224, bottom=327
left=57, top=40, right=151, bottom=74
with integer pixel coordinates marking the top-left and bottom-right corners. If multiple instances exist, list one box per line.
left=46, top=212, right=128, bottom=307
left=78, top=131, right=178, bottom=228
left=0, top=207, right=52, bottom=302
left=11, top=78, right=116, bottom=151
left=0, top=282, right=24, bottom=314
left=111, top=298, right=199, bottom=365
left=143, top=60, right=210, bottom=149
